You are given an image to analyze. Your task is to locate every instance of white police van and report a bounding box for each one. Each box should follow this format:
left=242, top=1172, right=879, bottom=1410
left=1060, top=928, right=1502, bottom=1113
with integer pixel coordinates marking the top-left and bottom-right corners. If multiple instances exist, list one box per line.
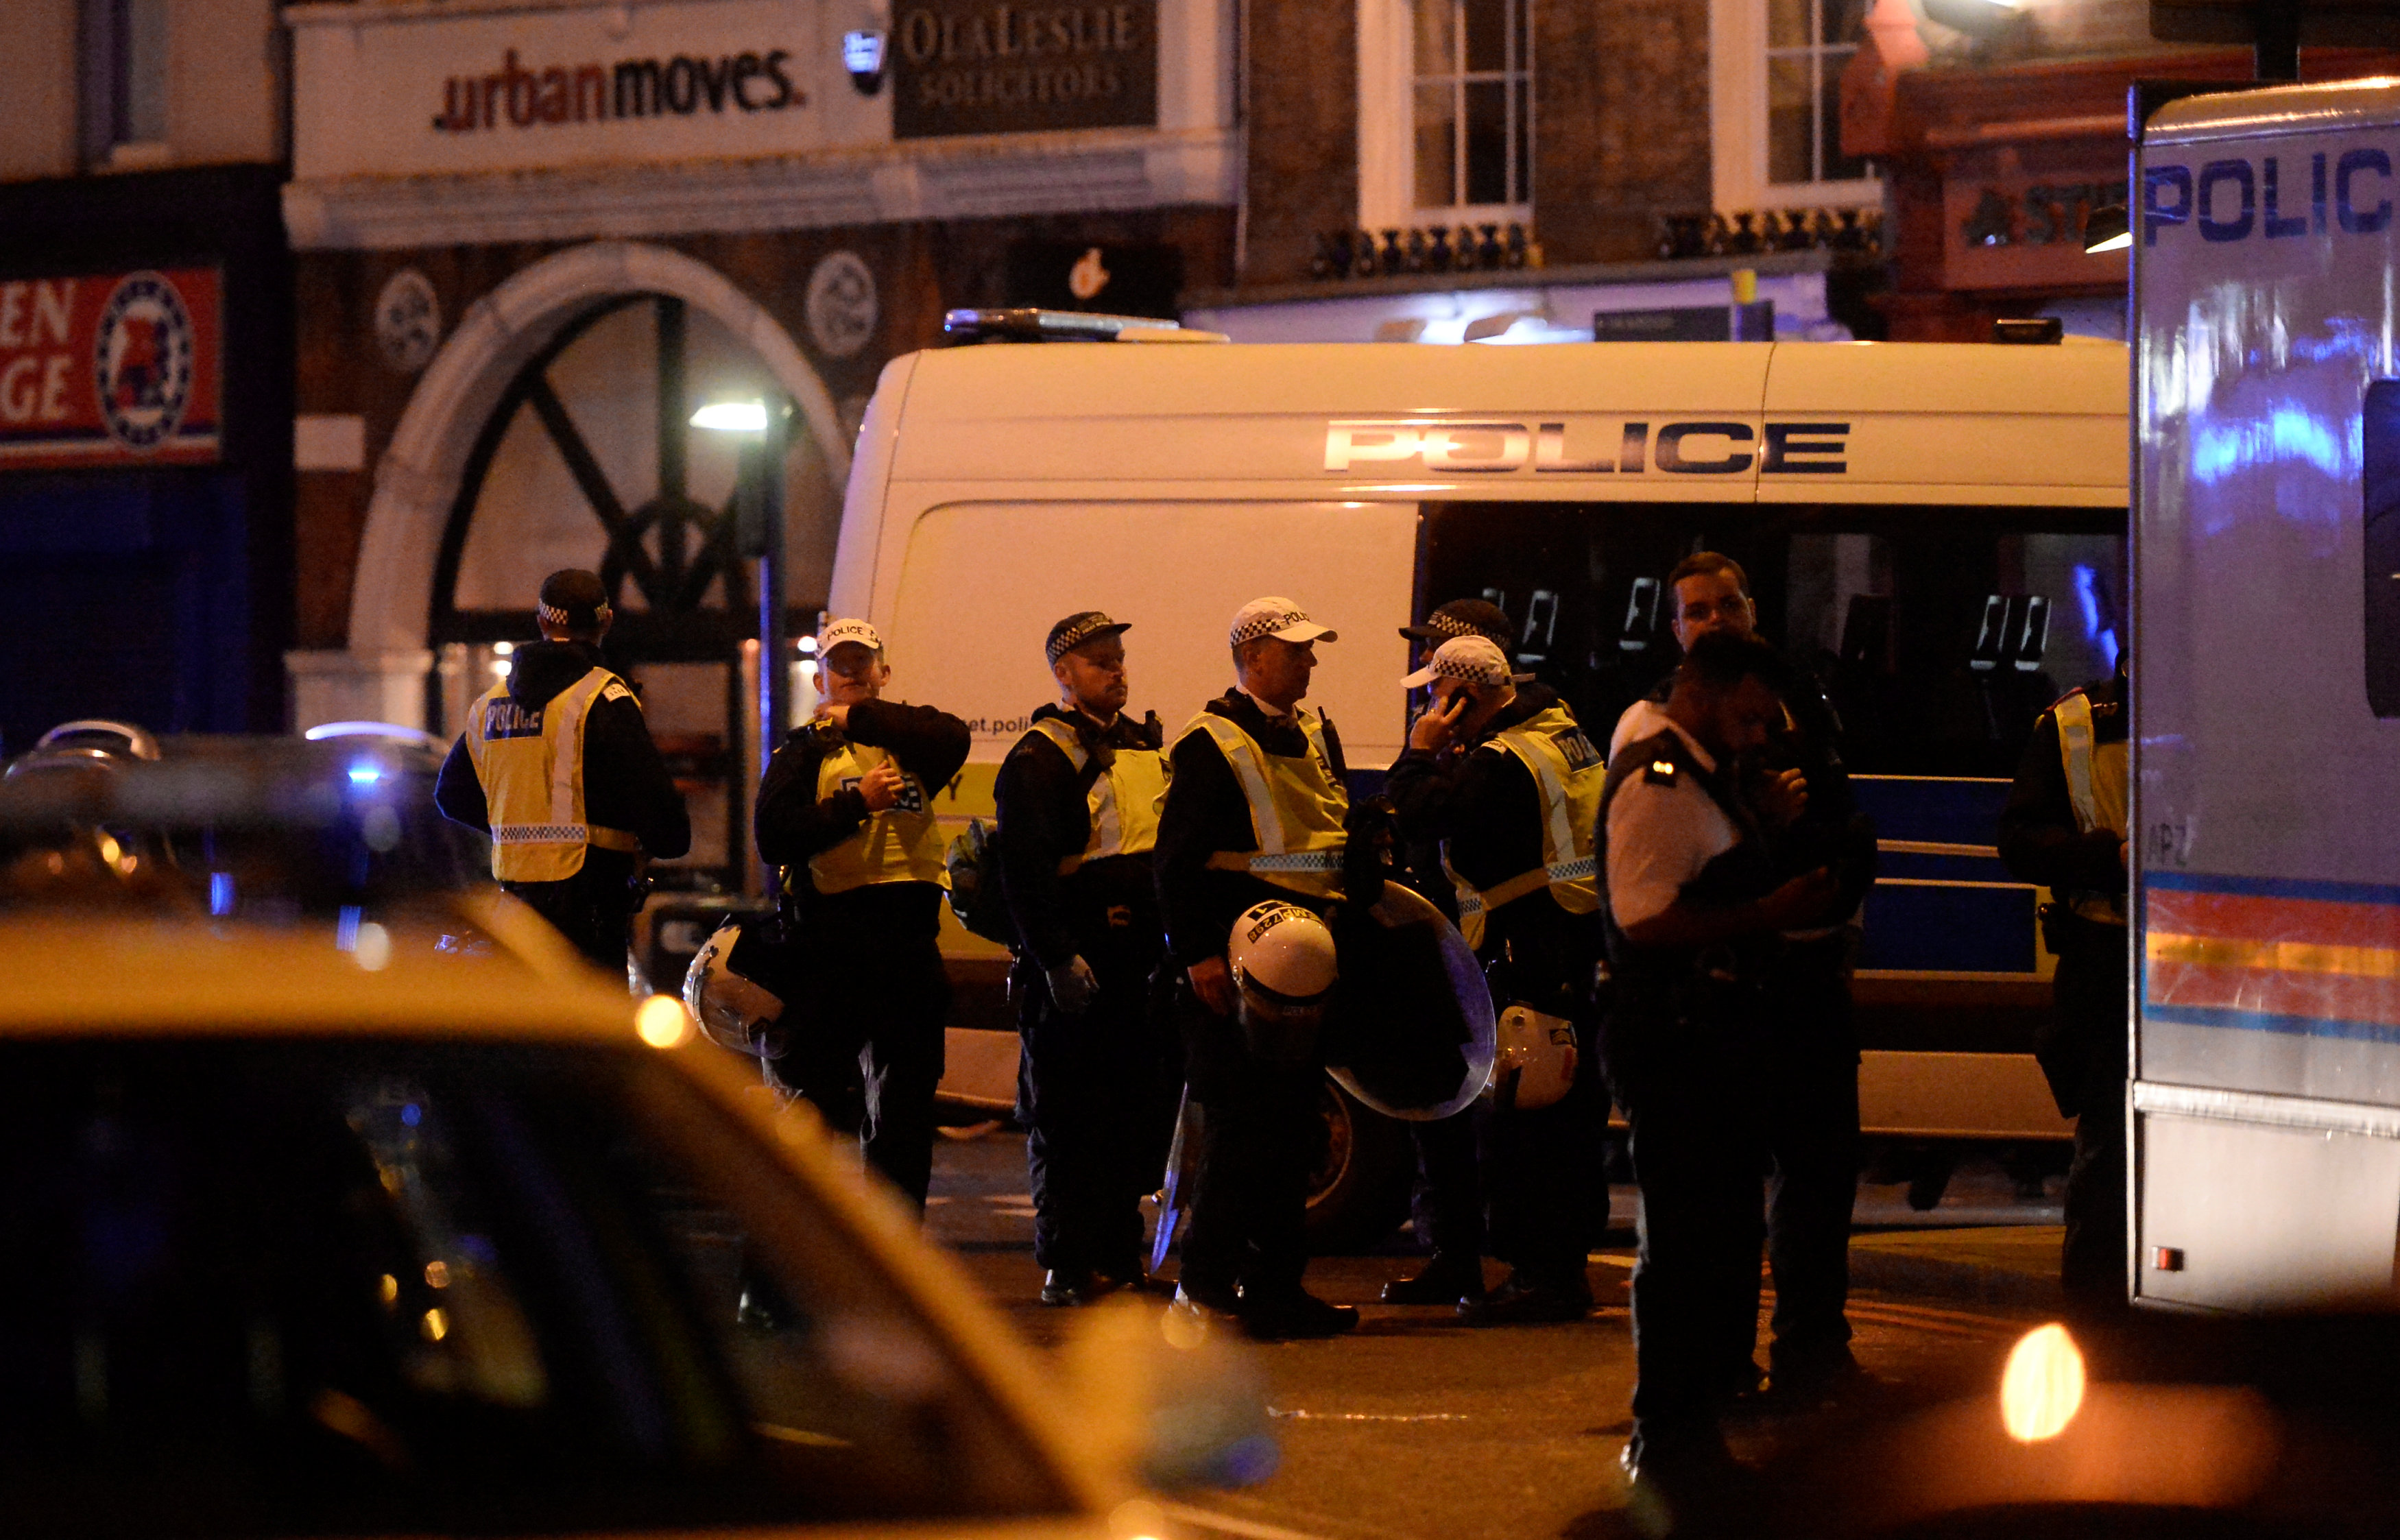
left=835, top=325, right=2124, bottom=1240
left=2131, top=77, right=2400, bottom=1308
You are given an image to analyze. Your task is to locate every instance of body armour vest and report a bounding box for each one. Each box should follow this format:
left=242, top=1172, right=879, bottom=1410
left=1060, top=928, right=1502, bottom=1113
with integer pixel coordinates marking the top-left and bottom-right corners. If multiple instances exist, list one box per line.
left=1596, top=727, right=1781, bottom=990
left=1447, top=702, right=1605, bottom=950
left=1181, top=707, right=1349, bottom=902
left=802, top=732, right=950, bottom=897
left=464, top=666, right=641, bottom=882
left=1025, top=715, right=1168, bottom=874
left=2053, top=687, right=2128, bottom=926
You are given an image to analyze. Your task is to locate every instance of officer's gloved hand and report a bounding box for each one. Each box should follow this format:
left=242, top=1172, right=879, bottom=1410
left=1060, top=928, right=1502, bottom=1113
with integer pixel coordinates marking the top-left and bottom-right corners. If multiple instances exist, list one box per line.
left=1047, top=955, right=1100, bottom=1014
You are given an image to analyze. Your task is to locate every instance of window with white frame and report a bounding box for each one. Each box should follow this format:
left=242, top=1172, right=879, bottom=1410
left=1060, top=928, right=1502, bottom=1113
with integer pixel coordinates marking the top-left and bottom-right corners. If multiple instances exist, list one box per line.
left=1709, top=0, right=1878, bottom=213
left=1358, top=0, right=1532, bottom=232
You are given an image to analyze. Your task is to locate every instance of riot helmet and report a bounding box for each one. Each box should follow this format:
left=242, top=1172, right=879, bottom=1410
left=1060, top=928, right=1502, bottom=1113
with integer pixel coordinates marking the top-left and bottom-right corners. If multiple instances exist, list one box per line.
left=1227, top=900, right=1338, bottom=1064
left=683, top=919, right=788, bottom=1058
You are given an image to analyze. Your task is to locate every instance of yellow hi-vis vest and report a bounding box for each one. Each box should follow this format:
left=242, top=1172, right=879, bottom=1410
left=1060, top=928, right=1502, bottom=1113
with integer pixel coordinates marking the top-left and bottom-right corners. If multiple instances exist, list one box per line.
left=1026, top=717, right=1168, bottom=874
left=1447, top=703, right=1605, bottom=950
left=1182, top=707, right=1348, bottom=902
left=464, top=666, right=642, bottom=883
left=804, top=736, right=950, bottom=897
left=2054, top=687, right=2128, bottom=925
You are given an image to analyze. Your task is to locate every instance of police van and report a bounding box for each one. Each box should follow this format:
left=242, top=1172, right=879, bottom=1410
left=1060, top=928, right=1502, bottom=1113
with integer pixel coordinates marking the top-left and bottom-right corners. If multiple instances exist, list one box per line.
left=835, top=325, right=2124, bottom=1238
left=2130, top=76, right=2400, bottom=1310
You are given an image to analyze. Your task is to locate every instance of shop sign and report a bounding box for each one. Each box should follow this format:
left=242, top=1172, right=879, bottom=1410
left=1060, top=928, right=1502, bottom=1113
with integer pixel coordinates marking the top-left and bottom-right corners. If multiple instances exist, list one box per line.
left=1945, top=174, right=2133, bottom=291
left=0, top=267, right=220, bottom=470
left=892, top=1, right=1157, bottom=139
left=290, top=1, right=877, bottom=181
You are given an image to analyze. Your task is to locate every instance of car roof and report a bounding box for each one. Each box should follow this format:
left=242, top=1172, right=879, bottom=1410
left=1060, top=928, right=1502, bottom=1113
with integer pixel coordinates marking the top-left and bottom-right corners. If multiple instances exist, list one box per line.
left=0, top=896, right=641, bottom=1044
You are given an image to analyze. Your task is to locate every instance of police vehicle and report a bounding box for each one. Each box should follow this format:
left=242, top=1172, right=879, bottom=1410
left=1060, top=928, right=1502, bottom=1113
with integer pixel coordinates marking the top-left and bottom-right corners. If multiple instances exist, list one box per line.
left=2129, top=75, right=2400, bottom=1310
left=839, top=322, right=2125, bottom=1240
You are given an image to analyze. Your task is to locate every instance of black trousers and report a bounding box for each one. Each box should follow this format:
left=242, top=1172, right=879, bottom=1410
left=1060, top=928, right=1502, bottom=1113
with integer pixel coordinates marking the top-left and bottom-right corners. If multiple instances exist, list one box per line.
left=1018, top=939, right=1180, bottom=1277
left=765, top=924, right=950, bottom=1210
left=1613, top=1011, right=1770, bottom=1445
left=1173, top=978, right=1319, bottom=1301
left=1409, top=1112, right=1485, bottom=1259
left=1760, top=953, right=1860, bottom=1377
left=1478, top=1015, right=1610, bottom=1286
left=504, top=861, right=637, bottom=978
left=2049, top=939, right=2129, bottom=1308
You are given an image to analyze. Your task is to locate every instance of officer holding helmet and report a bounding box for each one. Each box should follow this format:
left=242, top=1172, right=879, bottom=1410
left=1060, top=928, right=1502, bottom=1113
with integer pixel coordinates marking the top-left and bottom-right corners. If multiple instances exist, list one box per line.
left=1155, top=597, right=1357, bottom=1340
left=995, top=612, right=1178, bottom=1307
left=1382, top=599, right=1521, bottom=1303
left=755, top=618, right=970, bottom=1211
left=1602, top=631, right=1838, bottom=1505
left=437, top=568, right=691, bottom=974
left=1613, top=552, right=1875, bottom=1401
left=1389, top=632, right=1611, bottom=1323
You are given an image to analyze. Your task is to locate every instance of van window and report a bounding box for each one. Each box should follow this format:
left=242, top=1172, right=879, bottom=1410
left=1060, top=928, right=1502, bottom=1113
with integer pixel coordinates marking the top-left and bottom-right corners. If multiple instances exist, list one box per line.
left=2366, top=379, right=2400, bottom=718
left=1418, top=502, right=2125, bottom=778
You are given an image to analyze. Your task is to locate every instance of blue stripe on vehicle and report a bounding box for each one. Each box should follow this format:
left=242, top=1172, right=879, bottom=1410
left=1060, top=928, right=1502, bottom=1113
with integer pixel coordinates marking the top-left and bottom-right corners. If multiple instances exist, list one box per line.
left=2146, top=1002, right=2400, bottom=1048
left=1860, top=882, right=2039, bottom=973
left=2144, top=869, right=2400, bottom=908
left=1851, top=776, right=2012, bottom=847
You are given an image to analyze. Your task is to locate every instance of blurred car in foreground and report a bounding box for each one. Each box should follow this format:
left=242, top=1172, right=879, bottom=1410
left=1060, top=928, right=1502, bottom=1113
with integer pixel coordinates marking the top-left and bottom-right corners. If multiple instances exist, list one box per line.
left=0, top=852, right=1268, bottom=1539
left=1735, top=1309, right=2400, bottom=1540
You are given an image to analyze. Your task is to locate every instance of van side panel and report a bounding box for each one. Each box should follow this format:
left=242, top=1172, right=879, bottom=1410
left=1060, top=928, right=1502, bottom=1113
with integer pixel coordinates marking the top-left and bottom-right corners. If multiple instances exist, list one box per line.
left=827, top=352, right=920, bottom=621
left=886, top=499, right=1419, bottom=767
left=2135, top=86, right=2400, bottom=1307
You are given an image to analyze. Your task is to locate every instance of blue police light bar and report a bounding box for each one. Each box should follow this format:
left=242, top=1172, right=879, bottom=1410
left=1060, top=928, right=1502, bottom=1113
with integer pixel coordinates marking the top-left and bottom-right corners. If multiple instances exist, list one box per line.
left=942, top=307, right=1199, bottom=343
left=347, top=762, right=383, bottom=786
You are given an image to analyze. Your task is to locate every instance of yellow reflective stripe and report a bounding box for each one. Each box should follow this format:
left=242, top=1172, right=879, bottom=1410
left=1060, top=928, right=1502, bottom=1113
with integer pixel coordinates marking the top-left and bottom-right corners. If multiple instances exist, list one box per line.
left=2147, top=931, right=2400, bottom=980
left=2055, top=691, right=2098, bottom=836
left=544, top=669, right=610, bottom=828
left=1028, top=717, right=1088, bottom=771
left=1192, top=716, right=1288, bottom=853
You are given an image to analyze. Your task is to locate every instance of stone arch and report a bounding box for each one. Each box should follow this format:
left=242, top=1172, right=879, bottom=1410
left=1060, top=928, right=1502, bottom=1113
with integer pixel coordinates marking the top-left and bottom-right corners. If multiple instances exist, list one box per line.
left=346, top=241, right=848, bottom=665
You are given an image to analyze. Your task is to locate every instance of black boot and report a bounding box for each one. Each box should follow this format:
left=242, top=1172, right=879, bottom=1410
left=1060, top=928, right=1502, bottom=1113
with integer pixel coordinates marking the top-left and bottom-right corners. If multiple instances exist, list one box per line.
left=1380, top=1251, right=1486, bottom=1305
left=1456, top=1268, right=1593, bottom=1326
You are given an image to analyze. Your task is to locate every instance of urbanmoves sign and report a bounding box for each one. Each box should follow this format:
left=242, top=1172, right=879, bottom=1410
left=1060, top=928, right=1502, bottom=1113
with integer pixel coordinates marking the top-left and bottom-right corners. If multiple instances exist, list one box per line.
left=1323, top=419, right=1850, bottom=477
left=893, top=1, right=1157, bottom=139
left=431, top=45, right=802, bottom=134
left=0, top=268, right=221, bottom=470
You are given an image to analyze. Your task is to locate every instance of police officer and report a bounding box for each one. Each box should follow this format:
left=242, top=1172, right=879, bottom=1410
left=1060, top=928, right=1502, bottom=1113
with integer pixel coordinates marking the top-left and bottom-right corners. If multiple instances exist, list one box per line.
left=436, top=568, right=691, bottom=974
left=1603, top=631, right=1836, bottom=1503
left=1155, top=596, right=1357, bottom=1340
left=1999, top=650, right=2128, bottom=1310
left=1380, top=599, right=1520, bottom=1306
left=1388, top=634, right=1611, bottom=1323
left=754, top=618, right=970, bottom=1212
left=996, top=612, right=1179, bottom=1306
left=1612, top=552, right=1875, bottom=1400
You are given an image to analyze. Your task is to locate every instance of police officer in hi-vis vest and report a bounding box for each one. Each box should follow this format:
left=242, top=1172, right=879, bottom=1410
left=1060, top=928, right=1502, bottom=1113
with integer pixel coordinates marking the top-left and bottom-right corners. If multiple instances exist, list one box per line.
left=1155, top=597, right=1358, bottom=1340
left=2000, top=649, right=2128, bottom=1310
left=1387, top=634, right=1611, bottom=1324
left=754, top=617, right=970, bottom=1211
left=1601, top=631, right=1836, bottom=1509
left=437, top=569, right=691, bottom=974
left=994, top=611, right=1179, bottom=1307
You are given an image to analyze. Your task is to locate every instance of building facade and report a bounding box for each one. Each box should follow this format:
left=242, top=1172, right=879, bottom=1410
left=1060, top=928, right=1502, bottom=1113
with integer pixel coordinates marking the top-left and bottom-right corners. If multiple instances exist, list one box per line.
left=0, top=0, right=293, bottom=749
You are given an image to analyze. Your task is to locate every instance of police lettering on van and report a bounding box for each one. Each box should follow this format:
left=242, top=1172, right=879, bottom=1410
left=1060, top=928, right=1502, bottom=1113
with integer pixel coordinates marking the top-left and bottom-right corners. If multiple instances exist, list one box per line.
left=2141, top=145, right=2393, bottom=244
left=1322, top=418, right=1849, bottom=476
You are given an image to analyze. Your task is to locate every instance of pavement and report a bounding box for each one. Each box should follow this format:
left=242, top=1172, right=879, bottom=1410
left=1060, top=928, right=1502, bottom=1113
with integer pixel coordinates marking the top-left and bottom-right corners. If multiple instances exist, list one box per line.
left=919, top=1126, right=2077, bottom=1540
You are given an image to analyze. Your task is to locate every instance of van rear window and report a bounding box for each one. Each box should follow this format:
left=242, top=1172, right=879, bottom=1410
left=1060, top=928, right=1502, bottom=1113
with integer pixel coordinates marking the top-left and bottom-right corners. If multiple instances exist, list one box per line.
left=2364, top=379, right=2400, bottom=718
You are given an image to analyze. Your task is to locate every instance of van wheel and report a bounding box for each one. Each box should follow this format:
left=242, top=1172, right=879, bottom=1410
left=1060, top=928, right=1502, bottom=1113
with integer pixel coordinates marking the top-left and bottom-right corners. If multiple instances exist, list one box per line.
left=1304, top=1079, right=1413, bottom=1253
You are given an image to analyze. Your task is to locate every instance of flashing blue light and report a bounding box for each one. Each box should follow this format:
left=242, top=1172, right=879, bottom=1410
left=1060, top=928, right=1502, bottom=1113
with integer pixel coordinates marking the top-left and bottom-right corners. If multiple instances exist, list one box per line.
left=337, top=905, right=361, bottom=952
left=2192, top=404, right=2356, bottom=485
left=401, top=1103, right=422, bottom=1129
left=209, top=872, right=236, bottom=917
left=348, top=762, right=383, bottom=786
left=2071, top=565, right=2122, bottom=672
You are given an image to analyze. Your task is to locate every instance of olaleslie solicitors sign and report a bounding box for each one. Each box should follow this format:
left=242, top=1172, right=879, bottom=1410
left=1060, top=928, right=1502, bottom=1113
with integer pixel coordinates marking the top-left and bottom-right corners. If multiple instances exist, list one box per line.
left=289, top=0, right=1160, bottom=182
left=0, top=269, right=221, bottom=469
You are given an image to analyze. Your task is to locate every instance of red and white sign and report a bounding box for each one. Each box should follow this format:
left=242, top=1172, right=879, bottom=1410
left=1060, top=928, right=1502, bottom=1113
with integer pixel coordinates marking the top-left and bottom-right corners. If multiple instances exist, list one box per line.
left=0, top=267, right=222, bottom=469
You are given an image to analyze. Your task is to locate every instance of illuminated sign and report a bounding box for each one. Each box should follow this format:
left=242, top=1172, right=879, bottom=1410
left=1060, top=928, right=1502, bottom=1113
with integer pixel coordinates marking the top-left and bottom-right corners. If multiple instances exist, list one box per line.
left=0, top=267, right=221, bottom=469
left=1321, top=419, right=1849, bottom=476
left=892, top=1, right=1157, bottom=139
left=431, top=44, right=802, bottom=134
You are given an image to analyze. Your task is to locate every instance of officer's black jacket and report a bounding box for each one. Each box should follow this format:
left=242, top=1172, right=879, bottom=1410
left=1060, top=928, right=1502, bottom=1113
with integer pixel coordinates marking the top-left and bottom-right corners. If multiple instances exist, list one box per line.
left=1153, top=689, right=1349, bottom=969
left=1387, top=684, right=1561, bottom=896
left=1998, top=664, right=2128, bottom=905
left=434, top=640, right=693, bottom=863
left=755, top=697, right=971, bottom=934
left=994, top=703, right=1164, bottom=970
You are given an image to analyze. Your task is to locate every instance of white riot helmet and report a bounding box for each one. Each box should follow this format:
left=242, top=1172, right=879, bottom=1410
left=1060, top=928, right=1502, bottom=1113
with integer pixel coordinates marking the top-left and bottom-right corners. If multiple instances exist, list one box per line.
left=1489, top=1002, right=1578, bottom=1111
left=683, top=921, right=787, bottom=1058
left=1228, top=901, right=1339, bottom=1064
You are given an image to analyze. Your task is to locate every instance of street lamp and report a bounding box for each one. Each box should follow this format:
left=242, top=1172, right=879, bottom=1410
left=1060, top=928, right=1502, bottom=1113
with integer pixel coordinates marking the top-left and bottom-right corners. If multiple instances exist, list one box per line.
left=689, top=394, right=792, bottom=795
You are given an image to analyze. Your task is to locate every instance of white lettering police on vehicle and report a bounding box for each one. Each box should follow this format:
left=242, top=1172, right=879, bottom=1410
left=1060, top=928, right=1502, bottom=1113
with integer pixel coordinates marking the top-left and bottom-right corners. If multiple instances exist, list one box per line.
left=1322, top=417, right=1849, bottom=476
left=94, top=272, right=196, bottom=453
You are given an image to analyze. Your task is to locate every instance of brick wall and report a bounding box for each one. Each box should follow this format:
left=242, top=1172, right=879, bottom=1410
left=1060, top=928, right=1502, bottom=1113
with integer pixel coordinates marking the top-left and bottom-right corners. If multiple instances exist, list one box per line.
left=1240, top=0, right=1360, bottom=285
left=1533, top=0, right=1714, bottom=267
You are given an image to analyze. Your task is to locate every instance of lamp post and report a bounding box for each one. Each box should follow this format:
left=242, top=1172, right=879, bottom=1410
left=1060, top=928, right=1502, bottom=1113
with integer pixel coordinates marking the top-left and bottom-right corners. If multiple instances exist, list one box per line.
left=691, top=394, right=792, bottom=817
